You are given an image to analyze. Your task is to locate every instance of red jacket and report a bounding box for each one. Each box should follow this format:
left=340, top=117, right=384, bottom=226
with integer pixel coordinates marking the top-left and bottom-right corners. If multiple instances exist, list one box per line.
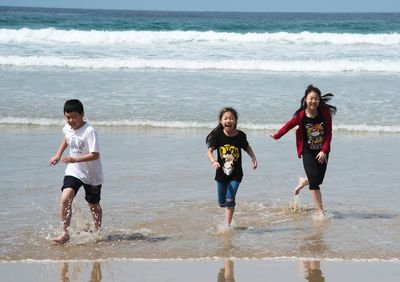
left=272, top=107, right=332, bottom=158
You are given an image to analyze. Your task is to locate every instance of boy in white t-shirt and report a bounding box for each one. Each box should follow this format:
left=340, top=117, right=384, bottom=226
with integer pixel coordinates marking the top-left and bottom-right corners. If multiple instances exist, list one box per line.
left=50, top=99, right=103, bottom=244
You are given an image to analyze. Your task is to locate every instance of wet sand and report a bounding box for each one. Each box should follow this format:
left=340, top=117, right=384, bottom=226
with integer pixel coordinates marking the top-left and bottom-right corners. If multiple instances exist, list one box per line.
left=1, top=259, right=399, bottom=282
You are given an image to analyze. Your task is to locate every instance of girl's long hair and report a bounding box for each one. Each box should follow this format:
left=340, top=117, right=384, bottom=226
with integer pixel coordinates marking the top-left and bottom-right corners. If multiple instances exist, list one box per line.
left=294, top=84, right=337, bottom=117
left=206, top=107, right=238, bottom=147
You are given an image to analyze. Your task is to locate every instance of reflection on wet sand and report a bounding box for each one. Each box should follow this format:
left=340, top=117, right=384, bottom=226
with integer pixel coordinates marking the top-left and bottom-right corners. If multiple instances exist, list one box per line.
left=299, top=260, right=325, bottom=282
left=299, top=220, right=328, bottom=256
left=60, top=261, right=102, bottom=282
left=218, top=259, right=235, bottom=282
left=298, top=220, right=326, bottom=281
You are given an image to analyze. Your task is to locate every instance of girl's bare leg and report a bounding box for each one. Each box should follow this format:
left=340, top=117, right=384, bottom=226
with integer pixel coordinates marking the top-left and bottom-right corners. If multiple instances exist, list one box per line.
left=311, top=189, right=324, bottom=216
left=294, top=177, right=309, bottom=195
left=225, top=207, right=234, bottom=226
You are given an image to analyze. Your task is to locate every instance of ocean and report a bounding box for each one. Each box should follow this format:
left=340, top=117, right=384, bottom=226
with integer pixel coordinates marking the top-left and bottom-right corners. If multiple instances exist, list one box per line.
left=1, top=5, right=400, bottom=269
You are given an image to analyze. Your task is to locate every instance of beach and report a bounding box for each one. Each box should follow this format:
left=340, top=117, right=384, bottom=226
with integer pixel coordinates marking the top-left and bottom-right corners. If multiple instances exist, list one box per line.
left=2, top=259, right=400, bottom=282
left=1, top=6, right=400, bottom=281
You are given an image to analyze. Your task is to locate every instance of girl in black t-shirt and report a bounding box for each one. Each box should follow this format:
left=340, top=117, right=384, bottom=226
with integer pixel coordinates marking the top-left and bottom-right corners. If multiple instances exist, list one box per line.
left=206, top=107, right=257, bottom=228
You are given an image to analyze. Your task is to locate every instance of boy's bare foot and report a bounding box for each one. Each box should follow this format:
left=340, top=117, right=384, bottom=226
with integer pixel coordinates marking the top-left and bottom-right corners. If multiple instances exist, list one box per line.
left=52, top=233, right=70, bottom=244
left=293, top=177, right=308, bottom=195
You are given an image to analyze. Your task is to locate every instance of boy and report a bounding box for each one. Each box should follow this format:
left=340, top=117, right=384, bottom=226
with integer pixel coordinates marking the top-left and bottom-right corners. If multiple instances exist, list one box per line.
left=50, top=99, right=103, bottom=244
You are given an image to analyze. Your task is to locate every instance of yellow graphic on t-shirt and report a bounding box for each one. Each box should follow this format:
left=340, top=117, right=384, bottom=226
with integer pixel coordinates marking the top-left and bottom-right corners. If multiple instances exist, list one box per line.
left=219, top=144, right=240, bottom=176
left=219, top=144, right=240, bottom=159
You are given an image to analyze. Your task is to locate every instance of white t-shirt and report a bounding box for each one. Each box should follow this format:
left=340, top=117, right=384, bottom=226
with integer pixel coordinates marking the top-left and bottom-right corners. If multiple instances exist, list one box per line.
left=63, top=121, right=103, bottom=185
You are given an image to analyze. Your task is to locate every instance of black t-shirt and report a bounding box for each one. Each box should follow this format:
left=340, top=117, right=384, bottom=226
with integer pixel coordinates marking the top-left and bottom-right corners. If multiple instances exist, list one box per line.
left=209, top=130, right=249, bottom=182
left=302, top=112, right=326, bottom=154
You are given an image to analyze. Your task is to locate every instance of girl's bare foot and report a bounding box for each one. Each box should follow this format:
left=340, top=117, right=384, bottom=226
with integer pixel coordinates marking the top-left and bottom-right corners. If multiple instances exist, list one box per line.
left=293, top=177, right=308, bottom=195
left=52, top=233, right=70, bottom=244
left=313, top=210, right=326, bottom=221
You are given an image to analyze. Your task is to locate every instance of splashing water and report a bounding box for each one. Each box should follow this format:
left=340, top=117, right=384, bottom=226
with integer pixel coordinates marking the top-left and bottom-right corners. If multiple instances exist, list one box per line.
left=286, top=196, right=308, bottom=214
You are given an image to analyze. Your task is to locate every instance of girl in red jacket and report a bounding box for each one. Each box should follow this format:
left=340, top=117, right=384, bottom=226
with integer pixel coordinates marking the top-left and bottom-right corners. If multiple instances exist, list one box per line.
left=270, top=85, right=336, bottom=216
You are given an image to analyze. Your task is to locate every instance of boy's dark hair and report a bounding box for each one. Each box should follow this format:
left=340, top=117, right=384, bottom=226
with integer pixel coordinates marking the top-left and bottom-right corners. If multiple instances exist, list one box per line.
left=64, top=99, right=84, bottom=114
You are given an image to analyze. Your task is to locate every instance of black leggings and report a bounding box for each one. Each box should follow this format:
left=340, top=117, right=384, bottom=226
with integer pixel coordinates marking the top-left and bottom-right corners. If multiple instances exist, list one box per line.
left=302, top=152, right=328, bottom=190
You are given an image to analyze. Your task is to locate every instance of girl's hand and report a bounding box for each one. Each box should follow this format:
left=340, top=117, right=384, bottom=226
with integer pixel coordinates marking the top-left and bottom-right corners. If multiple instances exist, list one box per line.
left=316, top=152, right=327, bottom=164
left=252, top=158, right=257, bottom=170
left=211, top=160, right=220, bottom=170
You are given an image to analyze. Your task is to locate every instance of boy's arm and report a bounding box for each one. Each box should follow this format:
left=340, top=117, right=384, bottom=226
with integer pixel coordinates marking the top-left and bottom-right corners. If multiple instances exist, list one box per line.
left=61, top=152, right=100, bottom=164
left=62, top=129, right=100, bottom=164
left=50, top=137, right=68, bottom=166
left=245, top=145, right=257, bottom=169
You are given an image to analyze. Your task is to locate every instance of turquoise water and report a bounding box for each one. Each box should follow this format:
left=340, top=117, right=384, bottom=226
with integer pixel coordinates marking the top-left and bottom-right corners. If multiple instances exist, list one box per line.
left=1, top=7, right=400, bottom=33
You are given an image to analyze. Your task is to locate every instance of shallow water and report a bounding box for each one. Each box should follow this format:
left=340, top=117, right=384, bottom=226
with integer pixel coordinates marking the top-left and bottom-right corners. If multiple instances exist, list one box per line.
left=1, top=127, right=399, bottom=261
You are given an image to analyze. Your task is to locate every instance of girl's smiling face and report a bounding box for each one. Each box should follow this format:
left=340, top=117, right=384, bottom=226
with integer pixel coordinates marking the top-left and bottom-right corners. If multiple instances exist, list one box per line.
left=221, top=111, right=237, bottom=133
left=305, top=91, right=320, bottom=111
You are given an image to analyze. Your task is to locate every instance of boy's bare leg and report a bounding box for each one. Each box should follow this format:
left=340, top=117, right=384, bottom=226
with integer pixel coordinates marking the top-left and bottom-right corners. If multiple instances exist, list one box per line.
left=89, top=203, right=102, bottom=231
left=53, top=188, right=75, bottom=243
left=294, top=177, right=309, bottom=195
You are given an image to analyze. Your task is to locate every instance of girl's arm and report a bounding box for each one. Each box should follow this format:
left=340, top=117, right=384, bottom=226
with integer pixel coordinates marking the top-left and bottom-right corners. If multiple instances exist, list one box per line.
left=270, top=114, right=300, bottom=139
left=321, top=109, right=332, bottom=154
left=207, top=147, right=220, bottom=170
left=245, top=145, right=257, bottom=169
left=49, top=137, right=68, bottom=165
left=317, top=109, right=333, bottom=164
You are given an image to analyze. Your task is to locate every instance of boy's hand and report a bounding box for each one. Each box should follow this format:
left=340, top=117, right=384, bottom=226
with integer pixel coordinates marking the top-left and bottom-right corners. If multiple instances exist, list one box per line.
left=62, top=156, right=76, bottom=164
left=49, top=156, right=60, bottom=166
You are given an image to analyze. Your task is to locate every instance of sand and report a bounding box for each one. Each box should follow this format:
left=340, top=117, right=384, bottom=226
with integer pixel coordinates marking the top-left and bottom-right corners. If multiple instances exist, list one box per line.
left=1, top=258, right=399, bottom=282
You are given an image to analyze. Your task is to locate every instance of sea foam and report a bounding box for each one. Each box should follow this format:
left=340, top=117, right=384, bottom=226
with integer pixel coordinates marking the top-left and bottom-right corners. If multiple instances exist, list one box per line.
left=1, top=56, right=400, bottom=72
left=1, top=28, right=400, bottom=45
left=1, top=117, right=399, bottom=133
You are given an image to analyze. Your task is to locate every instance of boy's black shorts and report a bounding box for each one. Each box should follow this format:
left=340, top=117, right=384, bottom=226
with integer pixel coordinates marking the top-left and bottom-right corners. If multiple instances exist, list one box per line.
left=62, top=175, right=102, bottom=204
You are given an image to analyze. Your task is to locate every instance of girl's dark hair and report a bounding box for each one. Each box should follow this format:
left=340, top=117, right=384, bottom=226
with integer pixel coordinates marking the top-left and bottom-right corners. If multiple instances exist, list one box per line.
left=64, top=99, right=84, bottom=114
left=294, top=84, right=337, bottom=116
left=206, top=107, right=238, bottom=147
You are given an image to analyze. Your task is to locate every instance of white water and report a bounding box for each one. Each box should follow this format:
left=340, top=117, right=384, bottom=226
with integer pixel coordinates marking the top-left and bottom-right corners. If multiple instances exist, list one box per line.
left=1, top=29, right=399, bottom=72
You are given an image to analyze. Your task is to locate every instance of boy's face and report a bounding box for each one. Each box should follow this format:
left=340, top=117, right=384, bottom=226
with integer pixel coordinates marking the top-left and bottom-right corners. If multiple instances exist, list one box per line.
left=64, top=111, right=84, bottom=130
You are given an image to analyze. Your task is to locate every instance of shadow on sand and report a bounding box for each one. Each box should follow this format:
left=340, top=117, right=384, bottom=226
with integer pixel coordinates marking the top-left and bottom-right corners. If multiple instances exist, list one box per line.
left=103, top=232, right=169, bottom=243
